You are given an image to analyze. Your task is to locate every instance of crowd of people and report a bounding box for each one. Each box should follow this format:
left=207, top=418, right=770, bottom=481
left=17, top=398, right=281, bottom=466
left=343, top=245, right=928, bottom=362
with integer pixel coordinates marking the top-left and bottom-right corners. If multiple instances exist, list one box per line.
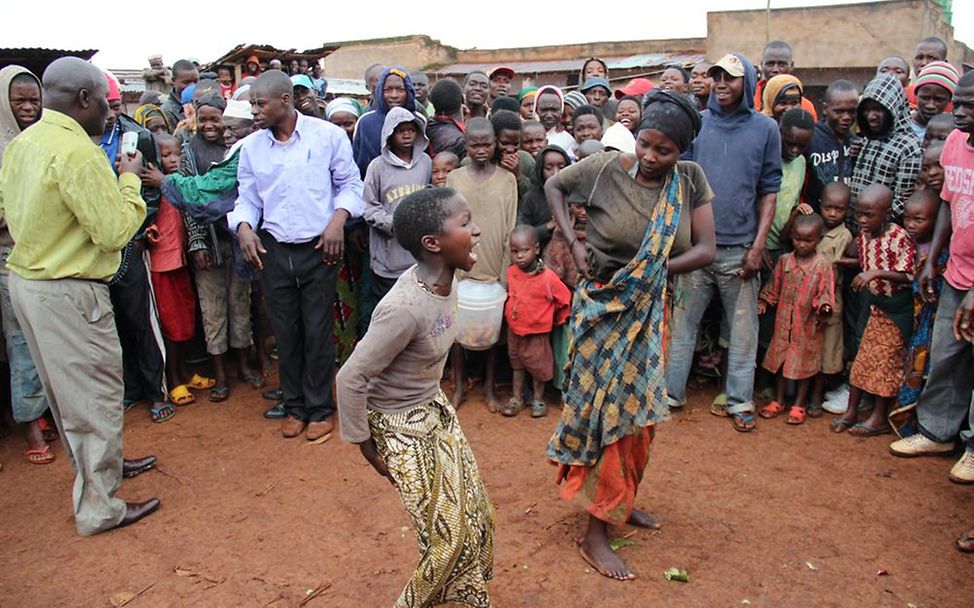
left=0, top=31, right=972, bottom=605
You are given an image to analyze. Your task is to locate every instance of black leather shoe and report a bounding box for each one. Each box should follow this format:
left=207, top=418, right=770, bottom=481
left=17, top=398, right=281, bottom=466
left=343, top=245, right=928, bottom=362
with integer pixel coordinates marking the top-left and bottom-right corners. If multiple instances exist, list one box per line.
left=264, top=402, right=286, bottom=419
left=118, top=498, right=161, bottom=528
left=261, top=388, right=283, bottom=401
left=123, top=455, right=157, bottom=478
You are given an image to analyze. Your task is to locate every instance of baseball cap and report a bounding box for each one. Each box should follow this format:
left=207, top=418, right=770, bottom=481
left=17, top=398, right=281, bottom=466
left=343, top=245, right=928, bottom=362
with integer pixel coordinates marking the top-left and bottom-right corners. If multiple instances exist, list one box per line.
left=708, top=54, right=745, bottom=78
left=291, top=74, right=316, bottom=92
left=614, top=78, right=654, bottom=99
left=489, top=66, right=515, bottom=81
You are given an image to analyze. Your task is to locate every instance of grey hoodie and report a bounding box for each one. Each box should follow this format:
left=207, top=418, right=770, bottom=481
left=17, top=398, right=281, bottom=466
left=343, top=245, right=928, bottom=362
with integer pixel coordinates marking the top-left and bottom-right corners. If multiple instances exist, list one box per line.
left=0, top=66, right=41, bottom=257
left=363, top=107, right=432, bottom=278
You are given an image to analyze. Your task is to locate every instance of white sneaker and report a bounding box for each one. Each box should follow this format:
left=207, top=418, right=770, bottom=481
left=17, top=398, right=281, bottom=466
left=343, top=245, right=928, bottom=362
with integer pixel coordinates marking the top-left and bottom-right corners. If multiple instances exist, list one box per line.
left=821, top=396, right=848, bottom=415
left=949, top=449, right=974, bottom=484
left=667, top=395, right=683, bottom=410
left=889, top=433, right=955, bottom=458
left=824, top=383, right=850, bottom=404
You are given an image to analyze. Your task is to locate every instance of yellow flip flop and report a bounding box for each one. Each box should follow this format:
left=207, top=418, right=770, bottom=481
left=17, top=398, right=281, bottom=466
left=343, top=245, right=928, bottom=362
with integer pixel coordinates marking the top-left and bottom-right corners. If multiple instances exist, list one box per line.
left=186, top=373, right=216, bottom=390
left=169, top=384, right=195, bottom=406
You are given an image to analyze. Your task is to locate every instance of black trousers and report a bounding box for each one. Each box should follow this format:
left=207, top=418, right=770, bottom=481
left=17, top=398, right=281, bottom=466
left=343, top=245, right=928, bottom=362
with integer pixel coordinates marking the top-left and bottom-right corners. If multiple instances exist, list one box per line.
left=109, top=242, right=165, bottom=403
left=260, top=232, right=337, bottom=422
left=371, top=273, right=398, bottom=306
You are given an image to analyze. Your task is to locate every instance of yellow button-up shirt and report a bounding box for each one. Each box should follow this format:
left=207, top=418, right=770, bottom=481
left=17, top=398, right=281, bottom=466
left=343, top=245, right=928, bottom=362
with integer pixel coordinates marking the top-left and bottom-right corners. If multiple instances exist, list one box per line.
left=0, top=109, right=146, bottom=282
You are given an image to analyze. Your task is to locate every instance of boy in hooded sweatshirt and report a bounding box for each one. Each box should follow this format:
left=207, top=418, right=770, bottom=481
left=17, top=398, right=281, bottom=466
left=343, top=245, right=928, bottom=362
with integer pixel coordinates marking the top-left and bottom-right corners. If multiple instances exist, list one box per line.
left=353, top=67, right=419, bottom=178
left=666, top=52, right=782, bottom=433
left=0, top=65, right=55, bottom=463
left=850, top=74, right=923, bottom=221
left=363, top=107, right=433, bottom=302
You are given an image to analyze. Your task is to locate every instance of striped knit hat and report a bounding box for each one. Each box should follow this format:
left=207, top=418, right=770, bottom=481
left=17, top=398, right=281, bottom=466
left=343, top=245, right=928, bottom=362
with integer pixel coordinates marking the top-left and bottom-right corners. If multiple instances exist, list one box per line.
left=564, top=90, right=587, bottom=110
left=913, top=61, right=959, bottom=94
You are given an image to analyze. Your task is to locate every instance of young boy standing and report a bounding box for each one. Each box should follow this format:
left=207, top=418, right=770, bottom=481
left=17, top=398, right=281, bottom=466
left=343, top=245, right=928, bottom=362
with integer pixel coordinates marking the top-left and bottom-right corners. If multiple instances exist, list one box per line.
left=336, top=188, right=494, bottom=608
left=501, top=226, right=571, bottom=418
left=813, top=183, right=855, bottom=413
left=447, top=118, right=518, bottom=411
left=363, top=107, right=432, bottom=301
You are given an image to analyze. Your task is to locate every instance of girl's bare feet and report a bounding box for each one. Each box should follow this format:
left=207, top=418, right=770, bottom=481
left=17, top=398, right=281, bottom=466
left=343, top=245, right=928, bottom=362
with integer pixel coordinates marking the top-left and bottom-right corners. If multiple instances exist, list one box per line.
left=578, top=516, right=636, bottom=581
left=627, top=508, right=661, bottom=530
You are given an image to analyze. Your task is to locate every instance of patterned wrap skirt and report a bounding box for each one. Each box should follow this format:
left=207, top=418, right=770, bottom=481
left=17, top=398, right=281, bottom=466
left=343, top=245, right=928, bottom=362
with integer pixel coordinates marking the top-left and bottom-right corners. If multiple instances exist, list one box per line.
left=368, top=392, right=494, bottom=608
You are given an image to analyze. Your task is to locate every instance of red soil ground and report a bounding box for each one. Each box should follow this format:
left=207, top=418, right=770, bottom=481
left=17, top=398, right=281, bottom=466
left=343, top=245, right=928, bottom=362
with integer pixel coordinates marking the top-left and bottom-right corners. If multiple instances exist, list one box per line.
left=0, top=379, right=971, bottom=607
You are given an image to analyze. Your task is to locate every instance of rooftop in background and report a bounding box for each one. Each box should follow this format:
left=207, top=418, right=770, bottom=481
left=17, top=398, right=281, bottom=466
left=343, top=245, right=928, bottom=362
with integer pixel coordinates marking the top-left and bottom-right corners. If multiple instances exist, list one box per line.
left=323, top=78, right=369, bottom=98
left=431, top=52, right=707, bottom=85
left=109, top=69, right=147, bottom=95
left=0, top=47, right=97, bottom=77
left=205, top=43, right=339, bottom=71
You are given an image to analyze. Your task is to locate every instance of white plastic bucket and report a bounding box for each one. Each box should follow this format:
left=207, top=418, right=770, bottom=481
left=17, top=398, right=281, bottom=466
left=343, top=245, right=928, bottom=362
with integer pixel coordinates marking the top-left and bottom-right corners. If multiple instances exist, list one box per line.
left=456, top=279, right=507, bottom=350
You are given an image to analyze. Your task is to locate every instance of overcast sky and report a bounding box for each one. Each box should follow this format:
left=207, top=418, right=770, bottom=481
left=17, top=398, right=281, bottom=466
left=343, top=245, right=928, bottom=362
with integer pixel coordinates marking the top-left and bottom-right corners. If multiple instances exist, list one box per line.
left=7, top=0, right=972, bottom=70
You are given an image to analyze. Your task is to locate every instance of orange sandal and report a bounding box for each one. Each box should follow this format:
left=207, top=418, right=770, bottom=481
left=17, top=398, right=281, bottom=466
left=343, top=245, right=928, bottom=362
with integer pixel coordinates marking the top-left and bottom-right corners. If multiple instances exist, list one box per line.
left=786, top=406, right=806, bottom=425
left=24, top=445, right=55, bottom=465
left=759, top=401, right=786, bottom=419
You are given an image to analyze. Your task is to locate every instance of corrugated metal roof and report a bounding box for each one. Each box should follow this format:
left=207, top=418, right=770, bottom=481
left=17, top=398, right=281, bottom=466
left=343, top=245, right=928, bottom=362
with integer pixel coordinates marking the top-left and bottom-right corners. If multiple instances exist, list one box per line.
left=110, top=68, right=147, bottom=94
left=0, top=47, right=97, bottom=60
left=431, top=52, right=705, bottom=76
left=0, top=47, right=98, bottom=74
left=206, top=43, right=338, bottom=70
left=324, top=78, right=368, bottom=96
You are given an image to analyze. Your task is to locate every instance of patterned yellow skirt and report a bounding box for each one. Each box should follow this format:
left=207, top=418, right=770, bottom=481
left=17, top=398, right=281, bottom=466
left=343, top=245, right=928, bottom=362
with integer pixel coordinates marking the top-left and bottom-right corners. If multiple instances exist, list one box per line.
left=368, top=393, right=495, bottom=608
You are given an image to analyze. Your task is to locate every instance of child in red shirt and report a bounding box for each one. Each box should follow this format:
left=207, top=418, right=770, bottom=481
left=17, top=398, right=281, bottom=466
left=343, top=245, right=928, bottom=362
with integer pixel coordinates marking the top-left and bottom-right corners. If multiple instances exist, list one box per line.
left=503, top=226, right=571, bottom=418
left=145, top=133, right=211, bottom=415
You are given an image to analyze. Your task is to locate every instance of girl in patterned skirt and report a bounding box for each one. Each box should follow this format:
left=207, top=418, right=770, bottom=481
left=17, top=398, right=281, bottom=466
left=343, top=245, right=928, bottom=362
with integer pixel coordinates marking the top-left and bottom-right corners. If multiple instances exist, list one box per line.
left=337, top=188, right=494, bottom=608
left=832, top=184, right=915, bottom=436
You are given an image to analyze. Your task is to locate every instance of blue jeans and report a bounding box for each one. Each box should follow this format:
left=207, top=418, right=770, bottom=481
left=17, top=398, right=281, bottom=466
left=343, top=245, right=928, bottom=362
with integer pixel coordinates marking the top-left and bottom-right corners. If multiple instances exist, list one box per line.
left=916, top=283, right=974, bottom=449
left=666, top=246, right=760, bottom=415
left=0, top=271, right=49, bottom=423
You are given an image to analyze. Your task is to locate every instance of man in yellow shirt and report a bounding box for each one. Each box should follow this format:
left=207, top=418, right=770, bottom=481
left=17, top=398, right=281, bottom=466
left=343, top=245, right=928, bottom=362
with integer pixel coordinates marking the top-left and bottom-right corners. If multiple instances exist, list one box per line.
left=0, top=57, right=161, bottom=535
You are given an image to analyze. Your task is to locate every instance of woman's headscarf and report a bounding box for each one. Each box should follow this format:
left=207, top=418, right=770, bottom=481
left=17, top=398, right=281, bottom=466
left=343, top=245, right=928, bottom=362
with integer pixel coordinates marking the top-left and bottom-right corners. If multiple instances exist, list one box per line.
left=326, top=97, right=362, bottom=120
left=532, top=85, right=564, bottom=115
left=638, top=89, right=701, bottom=153
left=761, top=74, right=803, bottom=117
left=134, top=104, right=171, bottom=132
left=188, top=92, right=228, bottom=174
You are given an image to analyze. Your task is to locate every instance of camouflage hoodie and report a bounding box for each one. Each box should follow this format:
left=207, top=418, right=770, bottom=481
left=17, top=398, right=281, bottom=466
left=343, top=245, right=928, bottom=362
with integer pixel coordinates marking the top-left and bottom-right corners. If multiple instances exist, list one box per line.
left=850, top=74, right=922, bottom=218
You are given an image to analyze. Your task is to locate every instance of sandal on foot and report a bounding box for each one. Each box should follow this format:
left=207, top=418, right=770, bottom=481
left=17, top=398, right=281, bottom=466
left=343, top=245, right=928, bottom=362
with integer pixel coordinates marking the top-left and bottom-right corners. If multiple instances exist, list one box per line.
left=37, top=417, right=59, bottom=442
left=848, top=421, right=892, bottom=437
left=186, top=373, right=216, bottom=390
left=501, top=398, right=524, bottom=417
left=710, top=393, right=729, bottom=417
left=149, top=403, right=175, bottom=423
left=240, top=373, right=266, bottom=389
left=24, top=445, right=55, bottom=465
left=168, top=385, right=195, bottom=406
left=807, top=405, right=824, bottom=419
left=530, top=400, right=548, bottom=418
left=759, top=401, right=786, bottom=419
left=731, top=412, right=756, bottom=432
left=209, top=385, right=230, bottom=403
left=831, top=418, right=855, bottom=433
left=786, top=406, right=806, bottom=425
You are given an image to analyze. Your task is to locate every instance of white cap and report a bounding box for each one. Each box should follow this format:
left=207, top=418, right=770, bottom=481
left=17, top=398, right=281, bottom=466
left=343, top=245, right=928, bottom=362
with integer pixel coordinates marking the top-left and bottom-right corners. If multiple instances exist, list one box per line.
left=223, top=99, right=252, bottom=120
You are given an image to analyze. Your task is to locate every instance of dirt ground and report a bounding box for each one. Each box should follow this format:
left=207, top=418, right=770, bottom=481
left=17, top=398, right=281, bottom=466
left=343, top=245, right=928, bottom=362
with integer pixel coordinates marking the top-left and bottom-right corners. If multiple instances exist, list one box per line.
left=0, top=376, right=971, bottom=608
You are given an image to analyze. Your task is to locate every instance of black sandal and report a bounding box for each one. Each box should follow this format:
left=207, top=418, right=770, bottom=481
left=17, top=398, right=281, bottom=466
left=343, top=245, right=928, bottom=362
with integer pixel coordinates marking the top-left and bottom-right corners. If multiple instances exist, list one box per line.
left=209, top=385, right=230, bottom=402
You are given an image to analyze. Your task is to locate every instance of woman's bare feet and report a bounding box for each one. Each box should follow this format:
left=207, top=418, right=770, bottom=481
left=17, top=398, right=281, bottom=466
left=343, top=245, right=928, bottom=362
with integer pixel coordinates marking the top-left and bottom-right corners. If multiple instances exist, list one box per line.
left=577, top=515, right=636, bottom=581
left=627, top=508, right=661, bottom=530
